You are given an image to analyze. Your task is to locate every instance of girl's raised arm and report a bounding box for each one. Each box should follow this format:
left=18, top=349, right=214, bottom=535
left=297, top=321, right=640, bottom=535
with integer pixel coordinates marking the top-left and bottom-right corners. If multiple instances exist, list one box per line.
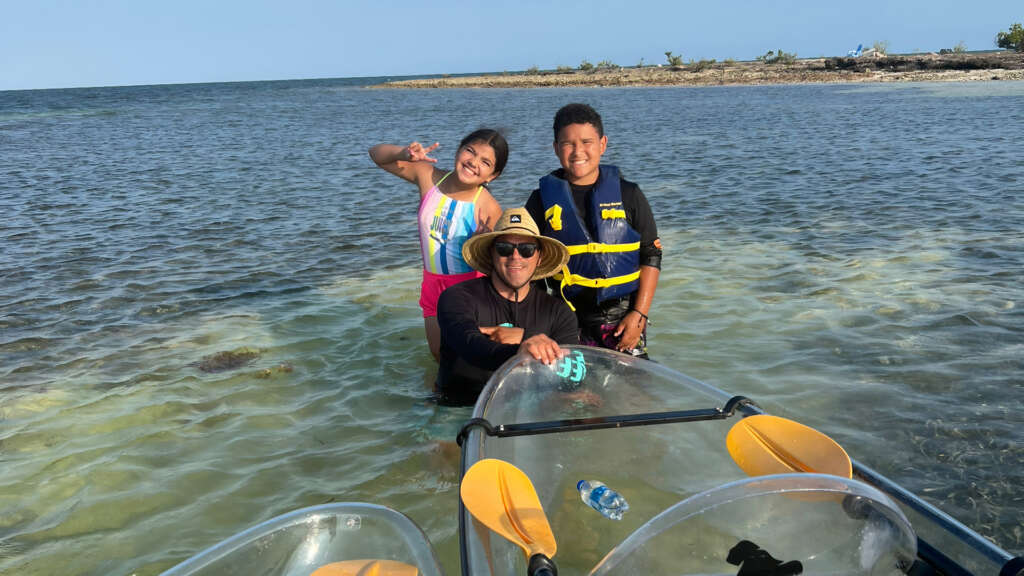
left=476, top=191, right=503, bottom=234
left=368, top=141, right=440, bottom=187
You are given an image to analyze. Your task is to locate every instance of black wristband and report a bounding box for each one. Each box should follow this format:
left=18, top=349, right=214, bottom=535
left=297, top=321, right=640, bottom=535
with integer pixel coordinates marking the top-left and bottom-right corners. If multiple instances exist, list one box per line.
left=630, top=308, right=650, bottom=324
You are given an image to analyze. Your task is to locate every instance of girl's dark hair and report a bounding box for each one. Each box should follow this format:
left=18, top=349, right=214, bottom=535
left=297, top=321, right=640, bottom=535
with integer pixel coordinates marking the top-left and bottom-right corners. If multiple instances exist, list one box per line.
left=553, top=103, right=604, bottom=140
left=459, top=128, right=509, bottom=177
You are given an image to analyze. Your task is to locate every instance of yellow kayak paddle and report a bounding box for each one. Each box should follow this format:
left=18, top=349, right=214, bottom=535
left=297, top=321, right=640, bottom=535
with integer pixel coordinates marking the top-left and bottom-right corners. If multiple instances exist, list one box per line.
left=461, top=458, right=558, bottom=576
left=726, top=414, right=852, bottom=478
left=309, top=559, right=420, bottom=576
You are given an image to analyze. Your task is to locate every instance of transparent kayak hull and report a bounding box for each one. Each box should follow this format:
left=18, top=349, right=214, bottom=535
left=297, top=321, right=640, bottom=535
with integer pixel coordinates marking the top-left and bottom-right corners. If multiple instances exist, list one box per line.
left=590, top=473, right=917, bottom=576
left=458, top=346, right=1018, bottom=576
left=160, top=503, right=443, bottom=576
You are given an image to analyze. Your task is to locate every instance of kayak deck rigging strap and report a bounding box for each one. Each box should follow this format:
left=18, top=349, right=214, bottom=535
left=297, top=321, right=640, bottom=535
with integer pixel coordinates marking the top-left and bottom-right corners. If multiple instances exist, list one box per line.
left=455, top=395, right=756, bottom=447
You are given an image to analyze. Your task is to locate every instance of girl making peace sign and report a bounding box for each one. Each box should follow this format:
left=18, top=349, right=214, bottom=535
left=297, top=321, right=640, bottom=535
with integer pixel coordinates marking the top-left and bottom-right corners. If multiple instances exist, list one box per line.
left=370, top=129, right=507, bottom=360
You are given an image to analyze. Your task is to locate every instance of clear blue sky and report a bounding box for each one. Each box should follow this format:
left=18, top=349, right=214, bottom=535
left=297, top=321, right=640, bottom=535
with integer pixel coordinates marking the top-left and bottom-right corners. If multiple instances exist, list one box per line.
left=2, top=0, right=1020, bottom=91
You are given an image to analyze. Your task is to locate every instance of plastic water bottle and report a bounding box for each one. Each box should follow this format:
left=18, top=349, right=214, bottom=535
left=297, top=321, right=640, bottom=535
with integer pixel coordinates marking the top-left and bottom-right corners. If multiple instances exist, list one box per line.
left=577, top=480, right=629, bottom=520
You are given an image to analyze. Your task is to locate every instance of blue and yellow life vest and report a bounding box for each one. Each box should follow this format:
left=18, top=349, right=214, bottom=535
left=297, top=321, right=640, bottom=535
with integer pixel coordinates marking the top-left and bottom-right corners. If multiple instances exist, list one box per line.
left=538, top=165, right=641, bottom=307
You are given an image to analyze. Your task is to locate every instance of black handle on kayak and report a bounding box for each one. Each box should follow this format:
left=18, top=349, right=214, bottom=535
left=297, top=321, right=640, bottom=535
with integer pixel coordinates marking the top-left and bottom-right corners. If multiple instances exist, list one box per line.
left=456, top=395, right=757, bottom=446
left=528, top=553, right=557, bottom=576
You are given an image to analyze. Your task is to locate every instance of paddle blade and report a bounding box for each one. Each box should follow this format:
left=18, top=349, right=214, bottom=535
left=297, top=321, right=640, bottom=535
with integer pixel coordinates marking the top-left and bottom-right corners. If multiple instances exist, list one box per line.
left=310, top=559, right=419, bottom=576
left=461, top=458, right=557, bottom=559
left=727, top=415, right=852, bottom=478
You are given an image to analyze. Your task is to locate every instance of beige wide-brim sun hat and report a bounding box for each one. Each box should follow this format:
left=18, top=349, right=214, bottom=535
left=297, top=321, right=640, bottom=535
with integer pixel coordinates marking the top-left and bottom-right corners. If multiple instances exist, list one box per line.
left=462, top=207, right=570, bottom=281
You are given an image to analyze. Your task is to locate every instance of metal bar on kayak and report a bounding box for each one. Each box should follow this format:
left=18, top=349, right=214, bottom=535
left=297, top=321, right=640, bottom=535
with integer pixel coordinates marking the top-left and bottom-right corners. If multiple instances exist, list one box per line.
left=914, top=537, right=974, bottom=576
left=456, top=396, right=756, bottom=446
left=852, top=458, right=1019, bottom=573
left=496, top=407, right=729, bottom=435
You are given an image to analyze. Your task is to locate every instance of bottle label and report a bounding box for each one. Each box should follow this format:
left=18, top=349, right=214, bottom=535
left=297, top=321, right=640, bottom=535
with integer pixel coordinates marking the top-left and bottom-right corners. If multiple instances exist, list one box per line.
left=590, top=485, right=607, bottom=504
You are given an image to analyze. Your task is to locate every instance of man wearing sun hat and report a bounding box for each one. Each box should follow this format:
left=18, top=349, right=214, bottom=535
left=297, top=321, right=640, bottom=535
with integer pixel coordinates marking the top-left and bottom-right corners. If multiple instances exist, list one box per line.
left=434, top=207, right=579, bottom=405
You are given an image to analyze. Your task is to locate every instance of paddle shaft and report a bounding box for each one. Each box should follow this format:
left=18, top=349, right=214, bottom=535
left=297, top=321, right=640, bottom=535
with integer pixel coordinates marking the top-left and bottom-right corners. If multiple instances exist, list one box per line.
left=528, top=553, right=557, bottom=576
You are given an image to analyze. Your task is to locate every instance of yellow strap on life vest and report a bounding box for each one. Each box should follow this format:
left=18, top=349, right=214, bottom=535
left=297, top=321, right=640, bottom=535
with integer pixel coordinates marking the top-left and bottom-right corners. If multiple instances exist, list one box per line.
left=545, top=204, right=563, bottom=231
left=601, top=208, right=626, bottom=219
left=565, top=241, right=641, bottom=255
left=555, top=269, right=641, bottom=311
left=556, top=266, right=576, bottom=311
left=557, top=269, right=640, bottom=289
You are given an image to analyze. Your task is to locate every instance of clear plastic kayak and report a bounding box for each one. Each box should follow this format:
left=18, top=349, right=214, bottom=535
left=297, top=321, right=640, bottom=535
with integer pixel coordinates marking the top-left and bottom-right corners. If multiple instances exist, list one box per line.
left=160, top=502, right=443, bottom=576
left=590, top=473, right=916, bottom=575
left=457, top=346, right=1020, bottom=576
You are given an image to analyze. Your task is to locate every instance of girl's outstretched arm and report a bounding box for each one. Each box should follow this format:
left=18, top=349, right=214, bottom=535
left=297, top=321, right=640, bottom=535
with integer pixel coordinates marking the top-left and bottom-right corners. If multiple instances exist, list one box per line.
left=368, top=141, right=440, bottom=187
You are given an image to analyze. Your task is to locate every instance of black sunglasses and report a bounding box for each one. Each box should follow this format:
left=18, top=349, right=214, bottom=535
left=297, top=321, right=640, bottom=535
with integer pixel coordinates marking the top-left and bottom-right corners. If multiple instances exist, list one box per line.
left=494, top=241, right=539, bottom=258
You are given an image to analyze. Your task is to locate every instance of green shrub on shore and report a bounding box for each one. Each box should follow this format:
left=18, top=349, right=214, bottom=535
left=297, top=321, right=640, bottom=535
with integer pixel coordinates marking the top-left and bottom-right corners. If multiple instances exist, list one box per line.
left=938, top=42, right=968, bottom=55
left=665, top=51, right=684, bottom=67
left=579, top=59, right=594, bottom=71
left=526, top=65, right=539, bottom=74
left=690, top=58, right=716, bottom=72
left=596, top=60, right=617, bottom=70
left=556, top=65, right=574, bottom=73
left=757, top=49, right=797, bottom=64
left=996, top=23, right=1024, bottom=52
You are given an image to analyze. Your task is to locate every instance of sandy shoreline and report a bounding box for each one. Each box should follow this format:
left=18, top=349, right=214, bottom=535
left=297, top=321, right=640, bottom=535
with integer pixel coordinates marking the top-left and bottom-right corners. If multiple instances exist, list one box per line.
left=379, top=51, right=1024, bottom=88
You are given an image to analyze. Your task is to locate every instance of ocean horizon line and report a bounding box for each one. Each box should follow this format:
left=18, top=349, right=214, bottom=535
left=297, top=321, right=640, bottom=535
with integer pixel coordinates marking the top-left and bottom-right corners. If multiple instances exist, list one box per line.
left=0, top=69, right=506, bottom=94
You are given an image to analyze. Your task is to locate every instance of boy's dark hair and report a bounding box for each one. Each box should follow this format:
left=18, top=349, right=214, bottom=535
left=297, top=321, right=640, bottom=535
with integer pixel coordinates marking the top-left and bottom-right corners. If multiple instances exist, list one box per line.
left=553, top=103, right=604, bottom=141
left=459, top=128, right=509, bottom=176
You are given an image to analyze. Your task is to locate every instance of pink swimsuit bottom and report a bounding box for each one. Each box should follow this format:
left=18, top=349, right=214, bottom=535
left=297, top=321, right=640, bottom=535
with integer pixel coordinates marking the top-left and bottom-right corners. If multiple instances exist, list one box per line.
left=419, top=269, right=483, bottom=317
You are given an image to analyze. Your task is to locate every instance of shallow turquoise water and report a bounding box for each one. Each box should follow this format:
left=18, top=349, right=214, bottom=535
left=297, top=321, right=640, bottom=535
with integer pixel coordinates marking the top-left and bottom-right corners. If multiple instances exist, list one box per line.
left=1, top=79, right=1021, bottom=575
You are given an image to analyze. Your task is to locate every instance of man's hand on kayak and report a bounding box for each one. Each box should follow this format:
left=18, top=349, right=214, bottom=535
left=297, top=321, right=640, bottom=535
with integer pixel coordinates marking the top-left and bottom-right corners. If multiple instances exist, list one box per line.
left=479, top=325, right=524, bottom=345
left=518, top=334, right=566, bottom=365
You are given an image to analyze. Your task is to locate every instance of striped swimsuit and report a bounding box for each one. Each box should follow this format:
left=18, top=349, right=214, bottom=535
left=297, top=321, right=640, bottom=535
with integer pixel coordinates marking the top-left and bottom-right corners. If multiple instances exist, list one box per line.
left=417, top=172, right=484, bottom=316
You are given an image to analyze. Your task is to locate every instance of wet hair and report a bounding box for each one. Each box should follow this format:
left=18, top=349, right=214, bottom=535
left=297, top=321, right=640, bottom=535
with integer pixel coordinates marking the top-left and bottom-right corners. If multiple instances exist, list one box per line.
left=553, top=103, right=604, bottom=141
left=459, top=128, right=509, bottom=177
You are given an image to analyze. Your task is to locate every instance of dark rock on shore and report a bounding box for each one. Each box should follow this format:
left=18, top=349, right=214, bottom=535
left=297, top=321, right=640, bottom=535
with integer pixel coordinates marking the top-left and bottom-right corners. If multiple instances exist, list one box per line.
left=826, top=51, right=1024, bottom=73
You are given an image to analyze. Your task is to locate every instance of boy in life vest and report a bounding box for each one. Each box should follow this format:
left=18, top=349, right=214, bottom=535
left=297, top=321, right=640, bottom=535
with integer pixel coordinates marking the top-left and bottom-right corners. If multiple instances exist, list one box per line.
left=525, top=103, right=662, bottom=358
